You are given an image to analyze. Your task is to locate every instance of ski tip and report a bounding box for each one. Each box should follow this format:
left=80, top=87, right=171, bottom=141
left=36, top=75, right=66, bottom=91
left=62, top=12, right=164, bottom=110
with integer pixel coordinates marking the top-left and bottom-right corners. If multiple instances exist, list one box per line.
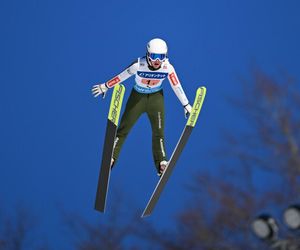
left=187, top=87, right=206, bottom=127
left=195, top=86, right=206, bottom=98
left=198, top=86, right=206, bottom=93
left=108, top=84, right=126, bottom=126
left=117, top=84, right=126, bottom=93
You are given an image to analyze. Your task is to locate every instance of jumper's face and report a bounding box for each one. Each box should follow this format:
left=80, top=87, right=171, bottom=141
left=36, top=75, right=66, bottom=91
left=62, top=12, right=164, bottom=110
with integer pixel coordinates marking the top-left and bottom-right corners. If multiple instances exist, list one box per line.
left=147, top=53, right=166, bottom=69
left=150, top=59, right=162, bottom=69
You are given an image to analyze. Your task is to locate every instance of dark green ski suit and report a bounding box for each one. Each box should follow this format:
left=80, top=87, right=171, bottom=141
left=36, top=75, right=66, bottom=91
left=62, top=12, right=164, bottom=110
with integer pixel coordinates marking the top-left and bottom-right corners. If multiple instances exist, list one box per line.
left=113, top=89, right=166, bottom=170
left=105, top=56, right=190, bottom=172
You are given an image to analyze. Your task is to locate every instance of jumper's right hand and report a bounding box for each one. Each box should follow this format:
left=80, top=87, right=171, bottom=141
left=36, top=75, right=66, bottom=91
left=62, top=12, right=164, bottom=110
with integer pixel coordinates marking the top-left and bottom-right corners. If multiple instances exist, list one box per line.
left=92, top=83, right=108, bottom=98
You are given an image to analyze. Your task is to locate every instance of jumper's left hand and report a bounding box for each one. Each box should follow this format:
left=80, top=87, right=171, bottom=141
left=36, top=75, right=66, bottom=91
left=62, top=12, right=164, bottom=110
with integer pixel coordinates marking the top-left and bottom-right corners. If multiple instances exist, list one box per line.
left=184, top=104, right=192, bottom=119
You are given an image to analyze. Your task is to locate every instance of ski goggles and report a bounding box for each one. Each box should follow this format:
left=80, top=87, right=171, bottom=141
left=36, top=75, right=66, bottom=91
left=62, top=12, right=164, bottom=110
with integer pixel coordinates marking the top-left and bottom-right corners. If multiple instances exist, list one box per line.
left=148, top=53, right=166, bottom=61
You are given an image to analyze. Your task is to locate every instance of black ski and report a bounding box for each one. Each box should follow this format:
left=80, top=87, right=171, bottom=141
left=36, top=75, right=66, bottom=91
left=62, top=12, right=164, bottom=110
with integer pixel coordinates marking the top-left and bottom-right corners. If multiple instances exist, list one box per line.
left=94, top=84, right=125, bottom=212
left=142, top=86, right=206, bottom=217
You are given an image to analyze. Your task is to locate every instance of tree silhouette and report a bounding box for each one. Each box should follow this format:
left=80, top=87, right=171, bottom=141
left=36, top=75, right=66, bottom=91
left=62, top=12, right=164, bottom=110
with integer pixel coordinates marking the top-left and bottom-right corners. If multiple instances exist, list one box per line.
left=0, top=206, right=48, bottom=250
left=63, top=190, right=143, bottom=250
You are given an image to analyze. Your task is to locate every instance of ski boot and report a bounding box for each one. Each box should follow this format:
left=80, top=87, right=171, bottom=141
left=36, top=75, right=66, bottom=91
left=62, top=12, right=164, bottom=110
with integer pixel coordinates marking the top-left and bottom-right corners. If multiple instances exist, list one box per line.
left=110, top=158, right=115, bottom=169
left=157, top=160, right=168, bottom=177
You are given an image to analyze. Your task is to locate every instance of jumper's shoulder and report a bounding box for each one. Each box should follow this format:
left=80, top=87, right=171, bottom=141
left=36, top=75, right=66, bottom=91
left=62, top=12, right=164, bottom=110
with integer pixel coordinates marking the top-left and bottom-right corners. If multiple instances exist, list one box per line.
left=125, top=59, right=139, bottom=75
left=138, top=56, right=147, bottom=66
left=162, top=59, right=174, bottom=72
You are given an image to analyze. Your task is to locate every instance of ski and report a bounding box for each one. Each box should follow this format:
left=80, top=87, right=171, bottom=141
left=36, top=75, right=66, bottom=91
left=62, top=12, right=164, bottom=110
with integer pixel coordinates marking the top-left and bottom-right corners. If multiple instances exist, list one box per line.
left=94, top=84, right=125, bottom=212
left=141, top=86, right=206, bottom=217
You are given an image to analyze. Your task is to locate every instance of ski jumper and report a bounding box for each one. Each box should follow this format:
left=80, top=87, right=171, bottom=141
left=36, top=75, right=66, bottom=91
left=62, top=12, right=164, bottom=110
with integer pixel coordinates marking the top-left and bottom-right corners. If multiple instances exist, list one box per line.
left=105, top=56, right=189, bottom=171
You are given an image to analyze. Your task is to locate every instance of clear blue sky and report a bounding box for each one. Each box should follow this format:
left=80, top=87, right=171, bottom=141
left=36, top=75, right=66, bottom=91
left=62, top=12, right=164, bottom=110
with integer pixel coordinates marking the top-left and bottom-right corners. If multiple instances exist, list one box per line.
left=1, top=0, right=300, bottom=248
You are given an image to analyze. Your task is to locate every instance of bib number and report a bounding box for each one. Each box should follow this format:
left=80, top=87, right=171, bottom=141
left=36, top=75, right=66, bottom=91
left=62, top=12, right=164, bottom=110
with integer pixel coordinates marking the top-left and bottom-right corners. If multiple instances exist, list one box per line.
left=141, top=79, right=160, bottom=86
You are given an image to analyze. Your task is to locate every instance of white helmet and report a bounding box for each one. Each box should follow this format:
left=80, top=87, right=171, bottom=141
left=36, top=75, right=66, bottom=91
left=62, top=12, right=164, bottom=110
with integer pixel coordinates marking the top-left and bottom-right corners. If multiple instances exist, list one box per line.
left=146, top=38, right=168, bottom=63
left=147, top=38, right=168, bottom=54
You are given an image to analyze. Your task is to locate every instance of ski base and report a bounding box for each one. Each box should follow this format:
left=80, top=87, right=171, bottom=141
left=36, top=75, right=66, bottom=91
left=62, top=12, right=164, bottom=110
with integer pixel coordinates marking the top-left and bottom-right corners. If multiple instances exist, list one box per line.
left=142, top=86, right=206, bottom=217
left=94, top=120, right=117, bottom=212
left=94, top=84, right=125, bottom=212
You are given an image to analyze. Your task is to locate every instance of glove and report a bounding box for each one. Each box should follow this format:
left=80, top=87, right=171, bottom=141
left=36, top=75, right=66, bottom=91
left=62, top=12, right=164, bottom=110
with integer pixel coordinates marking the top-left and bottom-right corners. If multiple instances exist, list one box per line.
left=183, top=103, right=192, bottom=119
left=92, top=83, right=109, bottom=98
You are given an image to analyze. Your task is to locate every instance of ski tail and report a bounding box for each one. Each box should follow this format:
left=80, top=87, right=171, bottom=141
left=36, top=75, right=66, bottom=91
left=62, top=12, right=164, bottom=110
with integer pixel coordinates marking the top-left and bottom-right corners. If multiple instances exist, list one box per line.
left=141, top=86, right=206, bottom=217
left=94, top=84, right=125, bottom=212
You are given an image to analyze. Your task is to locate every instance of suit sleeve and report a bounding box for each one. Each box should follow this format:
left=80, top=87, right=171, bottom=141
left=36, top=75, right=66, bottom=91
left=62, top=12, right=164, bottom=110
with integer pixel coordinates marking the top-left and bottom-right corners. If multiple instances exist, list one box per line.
left=105, top=60, right=138, bottom=88
left=167, top=64, right=189, bottom=106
